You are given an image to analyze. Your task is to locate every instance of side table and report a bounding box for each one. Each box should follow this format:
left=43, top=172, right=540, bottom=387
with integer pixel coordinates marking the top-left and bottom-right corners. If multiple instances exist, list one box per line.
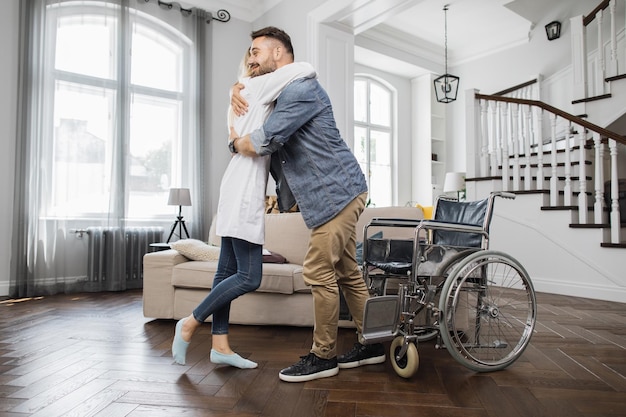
left=149, top=242, right=171, bottom=252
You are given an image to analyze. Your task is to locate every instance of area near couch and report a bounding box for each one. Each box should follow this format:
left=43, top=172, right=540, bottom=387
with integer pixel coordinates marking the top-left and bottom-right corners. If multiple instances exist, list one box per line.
left=142, top=206, right=424, bottom=327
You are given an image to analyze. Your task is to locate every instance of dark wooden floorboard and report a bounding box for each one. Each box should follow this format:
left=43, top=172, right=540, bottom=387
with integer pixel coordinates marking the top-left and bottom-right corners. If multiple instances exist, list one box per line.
left=1, top=290, right=625, bottom=417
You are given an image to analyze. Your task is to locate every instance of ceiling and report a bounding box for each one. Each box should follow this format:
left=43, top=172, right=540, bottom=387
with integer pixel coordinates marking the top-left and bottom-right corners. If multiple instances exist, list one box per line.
left=173, top=0, right=574, bottom=78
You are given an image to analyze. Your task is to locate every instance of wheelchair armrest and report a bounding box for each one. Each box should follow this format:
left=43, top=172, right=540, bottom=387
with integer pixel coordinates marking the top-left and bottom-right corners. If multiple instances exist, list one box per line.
left=416, top=220, right=488, bottom=238
left=368, top=218, right=423, bottom=228
left=492, top=191, right=516, bottom=200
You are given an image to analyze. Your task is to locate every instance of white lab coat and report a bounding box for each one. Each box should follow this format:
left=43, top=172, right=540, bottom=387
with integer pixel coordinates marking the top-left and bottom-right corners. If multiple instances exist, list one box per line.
left=215, top=62, right=316, bottom=245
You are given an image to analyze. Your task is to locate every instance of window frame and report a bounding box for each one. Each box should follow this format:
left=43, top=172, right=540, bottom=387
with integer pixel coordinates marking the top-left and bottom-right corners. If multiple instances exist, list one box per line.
left=42, top=1, right=193, bottom=220
left=354, top=74, right=395, bottom=207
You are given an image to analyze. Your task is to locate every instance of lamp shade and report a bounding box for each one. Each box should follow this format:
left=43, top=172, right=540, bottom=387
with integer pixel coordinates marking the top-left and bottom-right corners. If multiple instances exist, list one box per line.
left=443, top=172, right=465, bottom=193
left=168, top=188, right=191, bottom=206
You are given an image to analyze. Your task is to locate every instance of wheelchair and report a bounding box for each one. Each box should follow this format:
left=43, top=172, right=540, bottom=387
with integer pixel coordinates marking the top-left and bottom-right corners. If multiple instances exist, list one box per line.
left=359, top=192, right=537, bottom=378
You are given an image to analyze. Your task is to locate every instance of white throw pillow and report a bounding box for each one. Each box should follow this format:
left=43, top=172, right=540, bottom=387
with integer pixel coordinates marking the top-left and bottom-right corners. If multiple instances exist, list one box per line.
left=170, top=239, right=221, bottom=261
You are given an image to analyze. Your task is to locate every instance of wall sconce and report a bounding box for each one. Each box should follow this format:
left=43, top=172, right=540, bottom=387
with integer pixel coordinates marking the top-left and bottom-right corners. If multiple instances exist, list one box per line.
left=545, top=21, right=561, bottom=41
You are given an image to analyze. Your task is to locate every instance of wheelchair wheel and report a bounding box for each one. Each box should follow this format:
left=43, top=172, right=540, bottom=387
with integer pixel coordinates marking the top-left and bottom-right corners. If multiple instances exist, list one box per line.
left=415, top=328, right=439, bottom=342
left=390, top=336, right=419, bottom=378
left=438, top=250, right=536, bottom=372
left=413, top=250, right=478, bottom=343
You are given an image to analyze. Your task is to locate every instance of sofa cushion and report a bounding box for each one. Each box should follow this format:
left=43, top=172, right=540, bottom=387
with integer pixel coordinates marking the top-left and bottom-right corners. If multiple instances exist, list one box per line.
left=171, top=261, right=308, bottom=295
left=170, top=239, right=221, bottom=261
left=263, top=213, right=310, bottom=266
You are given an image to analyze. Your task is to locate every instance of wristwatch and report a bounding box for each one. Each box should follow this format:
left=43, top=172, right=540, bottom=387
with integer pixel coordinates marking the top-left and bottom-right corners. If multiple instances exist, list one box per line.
left=228, top=137, right=238, bottom=154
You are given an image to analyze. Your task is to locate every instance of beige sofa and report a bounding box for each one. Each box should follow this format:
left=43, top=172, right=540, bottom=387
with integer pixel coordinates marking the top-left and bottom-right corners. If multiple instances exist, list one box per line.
left=142, top=206, right=424, bottom=327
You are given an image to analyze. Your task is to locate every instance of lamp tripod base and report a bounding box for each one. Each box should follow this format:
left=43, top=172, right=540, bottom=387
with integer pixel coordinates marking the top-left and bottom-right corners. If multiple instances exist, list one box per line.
left=166, top=216, right=190, bottom=243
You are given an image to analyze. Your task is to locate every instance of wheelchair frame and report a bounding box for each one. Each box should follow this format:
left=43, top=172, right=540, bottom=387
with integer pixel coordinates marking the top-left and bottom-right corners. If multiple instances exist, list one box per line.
left=359, top=192, right=537, bottom=378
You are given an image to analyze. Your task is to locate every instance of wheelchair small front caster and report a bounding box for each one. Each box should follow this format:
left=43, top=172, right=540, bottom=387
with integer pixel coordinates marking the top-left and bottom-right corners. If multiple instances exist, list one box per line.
left=390, top=336, right=419, bottom=378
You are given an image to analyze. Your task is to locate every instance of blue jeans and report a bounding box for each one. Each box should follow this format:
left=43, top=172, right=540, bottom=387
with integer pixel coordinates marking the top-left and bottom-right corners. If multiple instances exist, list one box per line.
left=192, top=237, right=263, bottom=335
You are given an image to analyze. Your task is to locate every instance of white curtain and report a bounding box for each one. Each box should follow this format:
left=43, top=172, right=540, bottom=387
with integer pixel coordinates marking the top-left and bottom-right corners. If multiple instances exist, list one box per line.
left=11, top=0, right=209, bottom=296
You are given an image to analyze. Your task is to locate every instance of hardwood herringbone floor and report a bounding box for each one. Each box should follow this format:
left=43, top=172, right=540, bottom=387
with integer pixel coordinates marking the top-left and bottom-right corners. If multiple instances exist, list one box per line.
left=1, top=290, right=625, bottom=417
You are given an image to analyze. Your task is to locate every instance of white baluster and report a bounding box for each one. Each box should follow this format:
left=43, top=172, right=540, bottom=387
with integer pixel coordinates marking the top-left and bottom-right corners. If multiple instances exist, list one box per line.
left=550, top=114, right=558, bottom=206
left=609, top=0, right=618, bottom=76
left=501, top=102, right=510, bottom=191
left=535, top=107, right=545, bottom=190
left=564, top=128, right=573, bottom=206
left=511, top=103, right=521, bottom=191
left=577, top=126, right=588, bottom=224
left=570, top=14, right=588, bottom=101
left=523, top=105, right=532, bottom=190
left=608, top=139, right=621, bottom=243
left=489, top=101, right=498, bottom=177
left=593, top=132, right=605, bottom=224
left=596, top=9, right=605, bottom=95
left=480, top=99, right=489, bottom=177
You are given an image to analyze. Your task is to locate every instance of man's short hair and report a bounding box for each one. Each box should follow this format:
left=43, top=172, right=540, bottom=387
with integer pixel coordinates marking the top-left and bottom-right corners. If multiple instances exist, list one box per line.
left=251, top=26, right=294, bottom=58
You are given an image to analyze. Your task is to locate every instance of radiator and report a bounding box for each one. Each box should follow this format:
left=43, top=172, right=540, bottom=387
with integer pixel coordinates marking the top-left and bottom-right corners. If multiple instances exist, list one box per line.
left=86, top=226, right=164, bottom=289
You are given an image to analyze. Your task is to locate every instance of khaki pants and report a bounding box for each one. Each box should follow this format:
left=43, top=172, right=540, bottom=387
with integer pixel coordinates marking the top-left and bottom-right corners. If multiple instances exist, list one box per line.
left=303, top=192, right=369, bottom=359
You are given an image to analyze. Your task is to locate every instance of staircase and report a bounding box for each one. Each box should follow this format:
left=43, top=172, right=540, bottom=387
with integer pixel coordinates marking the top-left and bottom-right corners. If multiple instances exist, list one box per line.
left=464, top=0, right=626, bottom=303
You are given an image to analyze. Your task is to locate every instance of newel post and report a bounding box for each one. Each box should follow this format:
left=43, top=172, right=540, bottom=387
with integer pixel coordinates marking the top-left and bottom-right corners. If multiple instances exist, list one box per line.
left=570, top=15, right=588, bottom=102
left=465, top=89, right=481, bottom=182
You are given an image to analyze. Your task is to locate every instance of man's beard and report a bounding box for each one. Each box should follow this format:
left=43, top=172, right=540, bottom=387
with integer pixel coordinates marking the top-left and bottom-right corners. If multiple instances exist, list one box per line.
left=250, top=61, right=276, bottom=77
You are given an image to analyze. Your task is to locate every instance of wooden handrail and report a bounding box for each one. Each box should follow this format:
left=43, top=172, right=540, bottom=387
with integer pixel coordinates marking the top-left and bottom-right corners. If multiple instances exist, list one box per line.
left=583, top=0, right=610, bottom=26
left=475, top=93, right=626, bottom=145
left=492, top=79, right=537, bottom=96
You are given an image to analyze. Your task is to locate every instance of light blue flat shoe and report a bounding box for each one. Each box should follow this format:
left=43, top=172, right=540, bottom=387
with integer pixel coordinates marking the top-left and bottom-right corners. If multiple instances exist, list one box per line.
left=172, top=318, right=190, bottom=365
left=210, top=349, right=257, bottom=369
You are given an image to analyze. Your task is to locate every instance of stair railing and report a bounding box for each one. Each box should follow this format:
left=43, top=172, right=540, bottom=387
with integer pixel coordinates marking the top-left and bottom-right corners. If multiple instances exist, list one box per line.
left=571, top=0, right=626, bottom=102
left=466, top=91, right=625, bottom=244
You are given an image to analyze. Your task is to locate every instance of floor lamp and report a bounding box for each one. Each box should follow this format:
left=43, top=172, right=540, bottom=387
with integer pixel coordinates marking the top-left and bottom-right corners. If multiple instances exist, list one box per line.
left=166, top=188, right=191, bottom=243
left=443, top=172, right=466, bottom=201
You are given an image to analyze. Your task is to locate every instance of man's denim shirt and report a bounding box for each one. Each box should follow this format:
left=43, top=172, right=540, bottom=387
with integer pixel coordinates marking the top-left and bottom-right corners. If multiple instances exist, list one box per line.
left=250, top=77, right=367, bottom=229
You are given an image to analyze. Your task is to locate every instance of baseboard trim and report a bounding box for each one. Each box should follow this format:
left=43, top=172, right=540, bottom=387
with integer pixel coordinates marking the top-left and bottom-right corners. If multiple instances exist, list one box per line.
left=532, top=277, right=626, bottom=303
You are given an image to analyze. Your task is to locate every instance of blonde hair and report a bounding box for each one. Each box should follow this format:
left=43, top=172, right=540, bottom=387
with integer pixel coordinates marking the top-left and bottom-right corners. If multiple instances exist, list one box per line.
left=239, top=49, right=252, bottom=78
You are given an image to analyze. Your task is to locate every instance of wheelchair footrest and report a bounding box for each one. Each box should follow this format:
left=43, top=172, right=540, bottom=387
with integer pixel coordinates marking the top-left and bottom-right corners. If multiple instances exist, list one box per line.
left=360, top=295, right=400, bottom=344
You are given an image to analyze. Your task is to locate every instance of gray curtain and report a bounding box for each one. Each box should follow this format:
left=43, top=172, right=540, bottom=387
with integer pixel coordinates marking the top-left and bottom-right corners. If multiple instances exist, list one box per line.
left=11, top=0, right=209, bottom=297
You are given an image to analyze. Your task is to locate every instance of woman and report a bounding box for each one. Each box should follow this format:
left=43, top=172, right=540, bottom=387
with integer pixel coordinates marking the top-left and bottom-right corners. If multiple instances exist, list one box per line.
left=172, top=51, right=315, bottom=368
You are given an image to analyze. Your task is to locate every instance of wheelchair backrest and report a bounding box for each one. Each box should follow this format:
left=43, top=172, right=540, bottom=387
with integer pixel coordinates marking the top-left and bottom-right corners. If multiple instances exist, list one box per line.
left=432, top=197, right=489, bottom=248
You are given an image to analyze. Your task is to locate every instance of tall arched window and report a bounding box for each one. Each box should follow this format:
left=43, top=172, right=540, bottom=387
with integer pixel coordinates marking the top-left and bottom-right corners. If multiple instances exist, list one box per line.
left=354, top=76, right=394, bottom=207
left=12, top=0, right=206, bottom=296
left=44, top=2, right=197, bottom=220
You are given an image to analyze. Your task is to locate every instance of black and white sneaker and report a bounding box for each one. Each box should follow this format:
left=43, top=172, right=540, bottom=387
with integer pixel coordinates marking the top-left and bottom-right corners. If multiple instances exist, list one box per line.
left=279, top=353, right=339, bottom=382
left=337, top=342, right=386, bottom=369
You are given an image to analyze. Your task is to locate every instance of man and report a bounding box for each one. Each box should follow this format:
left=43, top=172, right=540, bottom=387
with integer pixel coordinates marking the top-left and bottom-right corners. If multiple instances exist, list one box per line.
left=230, top=26, right=385, bottom=382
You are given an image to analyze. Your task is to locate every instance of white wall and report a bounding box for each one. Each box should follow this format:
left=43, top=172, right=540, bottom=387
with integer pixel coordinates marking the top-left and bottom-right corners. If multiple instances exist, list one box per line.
left=253, top=0, right=326, bottom=62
